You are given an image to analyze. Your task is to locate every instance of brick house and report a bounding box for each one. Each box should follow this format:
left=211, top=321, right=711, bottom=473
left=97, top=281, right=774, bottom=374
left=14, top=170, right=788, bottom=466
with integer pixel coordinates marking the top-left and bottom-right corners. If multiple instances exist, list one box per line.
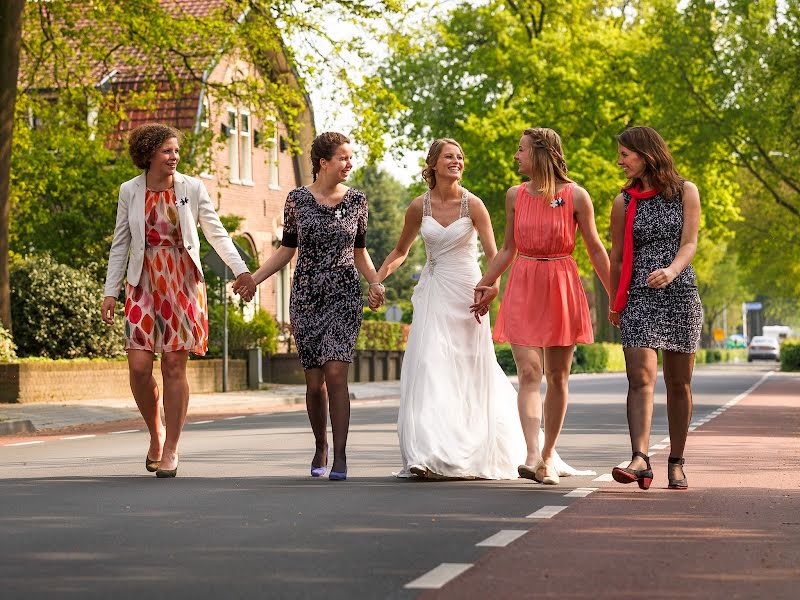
left=94, top=0, right=315, bottom=324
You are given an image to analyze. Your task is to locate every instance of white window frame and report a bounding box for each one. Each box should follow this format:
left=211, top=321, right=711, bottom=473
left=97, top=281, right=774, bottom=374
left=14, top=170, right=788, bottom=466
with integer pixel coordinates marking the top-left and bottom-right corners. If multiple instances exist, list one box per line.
left=268, top=120, right=280, bottom=190
left=227, top=108, right=240, bottom=184
left=199, top=96, right=212, bottom=179
left=276, top=263, right=291, bottom=323
left=239, top=110, right=253, bottom=185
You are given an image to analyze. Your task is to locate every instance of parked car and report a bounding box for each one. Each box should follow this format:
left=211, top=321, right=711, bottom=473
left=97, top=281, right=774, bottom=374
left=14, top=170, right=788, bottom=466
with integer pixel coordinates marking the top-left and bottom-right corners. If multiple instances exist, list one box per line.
left=747, top=336, right=780, bottom=362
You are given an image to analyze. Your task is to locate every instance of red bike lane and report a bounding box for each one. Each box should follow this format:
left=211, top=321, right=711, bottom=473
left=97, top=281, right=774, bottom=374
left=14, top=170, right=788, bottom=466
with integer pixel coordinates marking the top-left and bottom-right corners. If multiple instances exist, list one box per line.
left=422, top=372, right=800, bottom=600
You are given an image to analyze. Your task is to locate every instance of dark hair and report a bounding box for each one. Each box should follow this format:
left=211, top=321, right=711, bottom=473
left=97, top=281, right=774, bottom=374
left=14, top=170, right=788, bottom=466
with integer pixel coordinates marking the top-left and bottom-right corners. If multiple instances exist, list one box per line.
left=128, top=123, right=183, bottom=170
left=311, top=132, right=350, bottom=181
left=422, top=138, right=464, bottom=189
left=617, top=126, right=682, bottom=198
left=522, top=127, right=573, bottom=200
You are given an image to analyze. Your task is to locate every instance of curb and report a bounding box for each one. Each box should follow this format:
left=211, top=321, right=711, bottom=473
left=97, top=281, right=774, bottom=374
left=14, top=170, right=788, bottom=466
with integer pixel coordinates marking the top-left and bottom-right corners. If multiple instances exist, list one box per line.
left=0, top=419, right=36, bottom=436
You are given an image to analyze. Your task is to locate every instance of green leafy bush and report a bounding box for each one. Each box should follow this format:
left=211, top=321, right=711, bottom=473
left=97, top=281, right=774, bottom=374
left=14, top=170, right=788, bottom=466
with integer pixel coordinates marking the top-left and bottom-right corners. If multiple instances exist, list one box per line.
left=356, top=321, right=408, bottom=351
left=0, top=323, right=17, bottom=362
left=207, top=305, right=279, bottom=356
left=779, top=339, right=800, bottom=372
left=573, top=343, right=625, bottom=374
left=494, top=343, right=517, bottom=375
left=10, top=255, right=125, bottom=358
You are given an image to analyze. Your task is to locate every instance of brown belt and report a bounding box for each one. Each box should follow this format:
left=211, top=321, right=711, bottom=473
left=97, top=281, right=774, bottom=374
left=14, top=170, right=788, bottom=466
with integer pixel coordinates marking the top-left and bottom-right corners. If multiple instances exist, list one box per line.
left=518, top=254, right=572, bottom=261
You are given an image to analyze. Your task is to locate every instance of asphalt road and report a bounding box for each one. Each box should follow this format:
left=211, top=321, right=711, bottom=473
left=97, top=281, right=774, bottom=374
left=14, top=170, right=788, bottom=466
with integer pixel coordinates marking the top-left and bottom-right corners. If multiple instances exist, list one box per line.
left=0, top=365, right=773, bottom=599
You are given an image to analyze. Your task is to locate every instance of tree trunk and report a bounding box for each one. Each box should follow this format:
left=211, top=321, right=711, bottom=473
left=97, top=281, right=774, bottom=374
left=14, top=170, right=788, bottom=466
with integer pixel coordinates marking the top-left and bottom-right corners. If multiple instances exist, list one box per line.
left=0, top=0, right=24, bottom=332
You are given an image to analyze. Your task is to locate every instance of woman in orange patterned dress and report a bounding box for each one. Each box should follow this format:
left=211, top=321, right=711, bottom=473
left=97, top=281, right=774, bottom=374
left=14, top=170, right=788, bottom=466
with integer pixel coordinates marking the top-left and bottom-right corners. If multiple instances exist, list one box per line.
left=472, top=128, right=610, bottom=485
left=101, top=124, right=255, bottom=478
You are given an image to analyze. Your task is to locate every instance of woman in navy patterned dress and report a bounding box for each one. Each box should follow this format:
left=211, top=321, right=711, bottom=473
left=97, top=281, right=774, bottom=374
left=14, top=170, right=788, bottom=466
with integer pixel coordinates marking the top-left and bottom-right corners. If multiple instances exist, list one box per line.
left=608, top=126, right=702, bottom=491
left=252, top=132, right=383, bottom=480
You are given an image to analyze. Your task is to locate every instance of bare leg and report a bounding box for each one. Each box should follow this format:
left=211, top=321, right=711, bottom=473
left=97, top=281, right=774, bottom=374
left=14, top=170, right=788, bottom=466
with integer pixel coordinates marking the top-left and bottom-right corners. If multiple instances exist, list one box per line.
left=623, top=347, right=658, bottom=470
left=323, top=361, right=351, bottom=474
left=541, top=346, right=576, bottom=472
left=303, top=367, right=329, bottom=468
left=127, top=349, right=164, bottom=461
left=662, top=349, right=695, bottom=480
left=511, top=344, right=544, bottom=466
left=159, top=351, right=189, bottom=471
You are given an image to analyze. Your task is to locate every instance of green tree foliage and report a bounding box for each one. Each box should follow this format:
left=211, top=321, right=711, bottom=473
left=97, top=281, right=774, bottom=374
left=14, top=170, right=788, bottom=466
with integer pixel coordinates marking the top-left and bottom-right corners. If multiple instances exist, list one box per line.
left=348, top=165, right=424, bottom=301
left=0, top=322, right=16, bottom=362
left=207, top=304, right=279, bottom=356
left=9, top=254, right=125, bottom=358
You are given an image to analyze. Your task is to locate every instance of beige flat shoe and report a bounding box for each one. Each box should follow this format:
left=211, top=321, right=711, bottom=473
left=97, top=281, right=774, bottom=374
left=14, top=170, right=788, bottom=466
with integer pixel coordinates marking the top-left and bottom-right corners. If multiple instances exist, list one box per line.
left=145, top=456, right=160, bottom=473
left=535, top=459, right=559, bottom=485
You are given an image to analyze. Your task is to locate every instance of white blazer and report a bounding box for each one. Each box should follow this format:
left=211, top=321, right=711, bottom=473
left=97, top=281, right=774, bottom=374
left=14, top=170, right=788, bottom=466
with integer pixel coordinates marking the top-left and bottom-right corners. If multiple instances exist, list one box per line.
left=103, top=171, right=249, bottom=298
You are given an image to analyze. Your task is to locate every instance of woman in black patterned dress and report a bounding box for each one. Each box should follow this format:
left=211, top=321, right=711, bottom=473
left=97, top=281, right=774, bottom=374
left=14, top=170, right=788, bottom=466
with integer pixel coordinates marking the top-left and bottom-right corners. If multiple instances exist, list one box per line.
left=608, top=126, right=702, bottom=491
left=252, top=132, right=383, bottom=481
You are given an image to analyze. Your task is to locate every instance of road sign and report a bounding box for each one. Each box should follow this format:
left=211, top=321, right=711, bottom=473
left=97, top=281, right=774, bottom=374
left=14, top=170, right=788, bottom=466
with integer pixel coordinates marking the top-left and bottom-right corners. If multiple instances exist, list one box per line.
left=201, top=240, right=253, bottom=280
left=713, top=328, right=725, bottom=342
left=384, top=304, right=403, bottom=322
left=744, top=302, right=763, bottom=311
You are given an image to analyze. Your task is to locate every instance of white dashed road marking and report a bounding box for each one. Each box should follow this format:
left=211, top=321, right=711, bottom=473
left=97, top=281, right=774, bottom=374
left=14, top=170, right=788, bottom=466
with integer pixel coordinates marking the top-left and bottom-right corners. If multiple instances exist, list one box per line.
left=405, top=563, right=473, bottom=589
left=224, top=416, right=246, bottom=420
left=476, top=530, right=528, bottom=547
left=189, top=420, right=214, bottom=425
left=564, top=487, right=597, bottom=498
left=593, top=473, right=613, bottom=482
left=110, top=429, right=140, bottom=434
left=5, top=441, right=44, bottom=447
left=61, top=435, right=96, bottom=440
left=527, top=505, right=567, bottom=519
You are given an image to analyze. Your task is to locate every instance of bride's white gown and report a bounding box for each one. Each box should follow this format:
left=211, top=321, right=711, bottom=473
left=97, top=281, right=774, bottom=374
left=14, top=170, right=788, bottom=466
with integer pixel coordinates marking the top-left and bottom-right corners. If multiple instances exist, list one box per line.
left=397, top=190, right=594, bottom=479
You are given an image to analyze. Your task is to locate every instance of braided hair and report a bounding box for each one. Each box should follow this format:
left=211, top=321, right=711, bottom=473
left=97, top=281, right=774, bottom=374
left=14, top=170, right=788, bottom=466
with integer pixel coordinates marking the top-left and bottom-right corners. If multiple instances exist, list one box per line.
left=522, top=127, right=573, bottom=200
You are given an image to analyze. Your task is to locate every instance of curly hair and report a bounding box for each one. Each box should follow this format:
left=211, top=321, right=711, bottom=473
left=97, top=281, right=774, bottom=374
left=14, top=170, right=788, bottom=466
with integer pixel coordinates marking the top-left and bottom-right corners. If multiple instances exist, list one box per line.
left=128, top=123, right=184, bottom=170
left=422, top=138, right=464, bottom=189
left=617, top=126, right=683, bottom=199
left=522, top=127, right=573, bottom=200
left=310, top=131, right=350, bottom=181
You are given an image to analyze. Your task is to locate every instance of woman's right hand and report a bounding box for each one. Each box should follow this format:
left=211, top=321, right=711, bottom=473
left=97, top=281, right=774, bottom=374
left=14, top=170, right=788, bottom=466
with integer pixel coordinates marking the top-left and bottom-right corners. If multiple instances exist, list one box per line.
left=101, top=296, right=117, bottom=324
left=608, top=309, right=620, bottom=328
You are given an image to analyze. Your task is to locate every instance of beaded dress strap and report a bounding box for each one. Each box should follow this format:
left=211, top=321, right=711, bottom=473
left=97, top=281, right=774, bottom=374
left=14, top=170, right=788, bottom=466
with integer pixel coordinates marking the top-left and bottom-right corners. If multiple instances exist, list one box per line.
left=459, top=188, right=470, bottom=219
left=423, top=190, right=432, bottom=217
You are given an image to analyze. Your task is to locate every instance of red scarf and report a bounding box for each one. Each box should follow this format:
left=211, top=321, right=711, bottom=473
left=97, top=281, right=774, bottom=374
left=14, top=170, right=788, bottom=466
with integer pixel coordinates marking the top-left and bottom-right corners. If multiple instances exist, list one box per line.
left=612, top=185, right=660, bottom=312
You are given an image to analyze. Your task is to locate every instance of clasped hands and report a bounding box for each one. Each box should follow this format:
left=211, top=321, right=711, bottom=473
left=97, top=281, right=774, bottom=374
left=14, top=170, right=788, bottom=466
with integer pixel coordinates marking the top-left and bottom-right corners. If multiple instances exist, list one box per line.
left=367, top=282, right=385, bottom=311
left=232, top=272, right=257, bottom=302
left=470, top=284, right=498, bottom=323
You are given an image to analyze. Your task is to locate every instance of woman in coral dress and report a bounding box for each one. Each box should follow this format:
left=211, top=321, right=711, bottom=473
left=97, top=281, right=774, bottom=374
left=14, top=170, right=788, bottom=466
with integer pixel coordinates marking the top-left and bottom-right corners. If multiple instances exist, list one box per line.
left=473, top=128, right=610, bottom=485
left=102, top=123, right=255, bottom=478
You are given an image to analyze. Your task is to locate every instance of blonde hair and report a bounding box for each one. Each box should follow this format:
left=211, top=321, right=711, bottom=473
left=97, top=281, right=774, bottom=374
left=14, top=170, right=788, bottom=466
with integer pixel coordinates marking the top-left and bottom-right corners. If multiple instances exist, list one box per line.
left=617, top=126, right=683, bottom=199
left=522, top=128, right=573, bottom=200
left=422, top=138, right=464, bottom=189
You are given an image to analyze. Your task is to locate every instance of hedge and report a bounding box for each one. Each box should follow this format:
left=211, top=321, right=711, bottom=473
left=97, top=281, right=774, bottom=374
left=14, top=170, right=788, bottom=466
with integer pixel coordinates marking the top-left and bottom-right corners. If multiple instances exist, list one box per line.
left=0, top=323, right=17, bottom=362
left=207, top=305, right=279, bottom=356
left=356, top=321, right=409, bottom=351
left=780, top=339, right=800, bottom=372
left=10, top=254, right=125, bottom=359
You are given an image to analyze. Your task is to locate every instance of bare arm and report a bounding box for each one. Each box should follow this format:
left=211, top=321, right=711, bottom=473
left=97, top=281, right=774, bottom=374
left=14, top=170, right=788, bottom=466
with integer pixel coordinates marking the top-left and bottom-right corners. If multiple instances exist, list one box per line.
left=574, top=186, right=611, bottom=294
left=646, top=181, right=700, bottom=288
left=470, top=195, right=498, bottom=263
left=354, top=247, right=381, bottom=285
left=376, top=197, right=423, bottom=282
left=472, top=186, right=518, bottom=297
left=251, top=246, right=296, bottom=285
left=608, top=193, right=626, bottom=327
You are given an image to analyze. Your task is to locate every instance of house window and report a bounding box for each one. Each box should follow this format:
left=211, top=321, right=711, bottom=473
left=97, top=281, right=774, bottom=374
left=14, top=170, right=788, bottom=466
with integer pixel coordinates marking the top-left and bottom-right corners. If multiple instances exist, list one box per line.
left=199, top=96, right=212, bottom=178
left=269, top=123, right=279, bottom=189
left=239, top=111, right=252, bottom=184
left=227, top=108, right=239, bottom=183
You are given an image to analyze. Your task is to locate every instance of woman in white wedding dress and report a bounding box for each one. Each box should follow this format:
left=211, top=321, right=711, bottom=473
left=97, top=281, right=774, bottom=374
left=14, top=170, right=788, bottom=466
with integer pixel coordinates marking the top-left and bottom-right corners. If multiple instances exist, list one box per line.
left=374, top=139, right=592, bottom=480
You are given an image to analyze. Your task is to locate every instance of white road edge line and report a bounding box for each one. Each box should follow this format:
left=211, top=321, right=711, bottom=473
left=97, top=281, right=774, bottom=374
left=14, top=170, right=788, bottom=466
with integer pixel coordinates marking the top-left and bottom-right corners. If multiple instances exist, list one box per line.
left=593, top=473, right=613, bottom=482
left=527, top=505, right=568, bottom=519
left=650, top=444, right=668, bottom=450
left=404, top=563, right=473, bottom=589
left=564, top=487, right=598, bottom=498
left=110, top=429, right=140, bottom=434
left=476, top=530, right=528, bottom=547
left=61, top=435, right=96, bottom=440
left=224, top=416, right=246, bottom=420
left=5, top=441, right=44, bottom=447
left=189, top=420, right=214, bottom=425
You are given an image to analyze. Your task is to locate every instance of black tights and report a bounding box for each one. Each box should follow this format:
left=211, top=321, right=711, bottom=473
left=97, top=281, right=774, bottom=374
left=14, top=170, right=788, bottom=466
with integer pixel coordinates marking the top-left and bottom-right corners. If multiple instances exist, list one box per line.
left=304, top=361, right=351, bottom=473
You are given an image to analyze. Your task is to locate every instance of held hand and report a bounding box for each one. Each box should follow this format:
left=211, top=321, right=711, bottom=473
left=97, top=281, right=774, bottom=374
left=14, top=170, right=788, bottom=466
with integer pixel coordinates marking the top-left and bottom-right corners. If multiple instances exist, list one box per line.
left=101, top=296, right=116, bottom=325
left=367, top=283, right=385, bottom=311
left=233, top=272, right=257, bottom=302
left=608, top=309, right=620, bottom=328
left=646, top=267, right=677, bottom=289
left=469, top=285, right=498, bottom=323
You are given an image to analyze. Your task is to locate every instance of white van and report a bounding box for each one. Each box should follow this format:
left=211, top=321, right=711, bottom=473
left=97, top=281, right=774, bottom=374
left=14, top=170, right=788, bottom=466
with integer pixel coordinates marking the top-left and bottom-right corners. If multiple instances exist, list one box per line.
left=762, top=325, right=793, bottom=342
